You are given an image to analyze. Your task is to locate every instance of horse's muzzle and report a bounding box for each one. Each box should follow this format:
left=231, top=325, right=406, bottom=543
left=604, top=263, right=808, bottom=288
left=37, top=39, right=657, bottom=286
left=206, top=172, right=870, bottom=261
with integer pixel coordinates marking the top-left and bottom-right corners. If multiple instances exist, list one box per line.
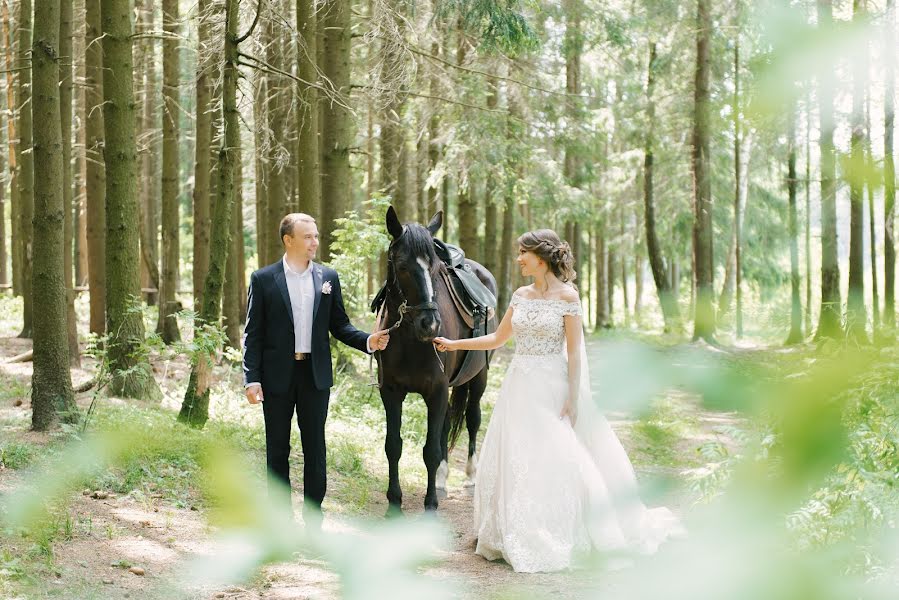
left=414, top=314, right=441, bottom=342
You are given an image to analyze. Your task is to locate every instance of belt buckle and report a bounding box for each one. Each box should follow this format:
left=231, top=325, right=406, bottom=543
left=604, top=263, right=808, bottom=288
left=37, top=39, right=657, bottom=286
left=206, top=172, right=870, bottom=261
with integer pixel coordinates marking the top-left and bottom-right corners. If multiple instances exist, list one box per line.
left=294, top=352, right=307, bottom=361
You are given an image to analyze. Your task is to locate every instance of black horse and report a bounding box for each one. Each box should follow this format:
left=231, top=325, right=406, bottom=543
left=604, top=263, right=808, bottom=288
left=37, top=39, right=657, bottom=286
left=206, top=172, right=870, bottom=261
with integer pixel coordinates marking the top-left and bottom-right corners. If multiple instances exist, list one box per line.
left=375, top=206, right=497, bottom=511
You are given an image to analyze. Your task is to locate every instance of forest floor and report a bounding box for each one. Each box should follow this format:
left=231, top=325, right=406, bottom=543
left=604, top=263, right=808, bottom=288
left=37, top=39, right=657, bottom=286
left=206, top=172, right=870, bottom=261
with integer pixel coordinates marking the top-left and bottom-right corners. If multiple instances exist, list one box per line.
left=0, top=297, right=766, bottom=600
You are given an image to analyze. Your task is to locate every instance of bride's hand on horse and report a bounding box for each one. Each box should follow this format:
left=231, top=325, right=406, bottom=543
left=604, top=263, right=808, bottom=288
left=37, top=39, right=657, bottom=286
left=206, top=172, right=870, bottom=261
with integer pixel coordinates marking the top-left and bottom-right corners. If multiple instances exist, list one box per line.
left=433, top=337, right=457, bottom=352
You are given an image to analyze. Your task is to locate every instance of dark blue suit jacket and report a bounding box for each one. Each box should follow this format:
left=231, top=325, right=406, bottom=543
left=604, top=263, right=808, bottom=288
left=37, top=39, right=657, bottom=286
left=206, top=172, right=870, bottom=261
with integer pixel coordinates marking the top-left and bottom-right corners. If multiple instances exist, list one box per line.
left=242, top=260, right=371, bottom=395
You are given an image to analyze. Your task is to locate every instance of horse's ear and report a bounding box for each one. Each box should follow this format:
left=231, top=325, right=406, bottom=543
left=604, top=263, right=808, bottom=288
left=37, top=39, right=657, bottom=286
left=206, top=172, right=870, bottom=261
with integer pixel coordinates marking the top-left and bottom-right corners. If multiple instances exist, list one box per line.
left=426, top=211, right=443, bottom=236
left=386, top=205, right=404, bottom=239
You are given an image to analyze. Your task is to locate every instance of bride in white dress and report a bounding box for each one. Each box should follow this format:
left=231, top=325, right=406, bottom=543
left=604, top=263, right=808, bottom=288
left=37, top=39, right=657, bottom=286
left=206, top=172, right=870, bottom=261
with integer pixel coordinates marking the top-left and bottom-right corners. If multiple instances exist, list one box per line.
left=433, top=229, right=682, bottom=573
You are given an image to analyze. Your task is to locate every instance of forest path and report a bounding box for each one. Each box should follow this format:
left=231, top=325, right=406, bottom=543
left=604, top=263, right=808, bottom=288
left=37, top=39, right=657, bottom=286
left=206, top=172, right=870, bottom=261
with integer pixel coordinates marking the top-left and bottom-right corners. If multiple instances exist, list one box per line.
left=0, top=335, right=748, bottom=599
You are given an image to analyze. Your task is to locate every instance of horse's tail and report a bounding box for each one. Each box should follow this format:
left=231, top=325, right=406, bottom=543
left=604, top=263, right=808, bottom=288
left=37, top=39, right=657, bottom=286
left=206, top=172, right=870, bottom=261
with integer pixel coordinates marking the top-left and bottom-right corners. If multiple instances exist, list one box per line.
left=446, top=383, right=470, bottom=453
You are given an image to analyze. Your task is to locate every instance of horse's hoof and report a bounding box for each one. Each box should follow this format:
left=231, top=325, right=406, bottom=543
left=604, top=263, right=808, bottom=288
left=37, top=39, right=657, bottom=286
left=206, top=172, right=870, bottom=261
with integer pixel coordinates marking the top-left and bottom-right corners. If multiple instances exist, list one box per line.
left=465, top=453, right=478, bottom=479
left=385, top=504, right=404, bottom=519
left=437, top=488, right=448, bottom=500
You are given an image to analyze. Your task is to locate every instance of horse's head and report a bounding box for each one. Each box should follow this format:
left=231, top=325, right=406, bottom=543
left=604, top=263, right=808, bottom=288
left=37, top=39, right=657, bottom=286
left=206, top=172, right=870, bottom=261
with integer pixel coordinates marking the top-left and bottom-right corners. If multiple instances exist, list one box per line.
left=385, top=206, right=444, bottom=343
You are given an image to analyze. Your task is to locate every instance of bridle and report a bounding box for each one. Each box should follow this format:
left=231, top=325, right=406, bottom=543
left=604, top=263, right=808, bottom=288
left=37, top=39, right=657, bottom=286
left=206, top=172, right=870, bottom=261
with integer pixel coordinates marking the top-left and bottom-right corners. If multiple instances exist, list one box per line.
left=382, top=241, right=439, bottom=330
left=369, top=239, right=445, bottom=387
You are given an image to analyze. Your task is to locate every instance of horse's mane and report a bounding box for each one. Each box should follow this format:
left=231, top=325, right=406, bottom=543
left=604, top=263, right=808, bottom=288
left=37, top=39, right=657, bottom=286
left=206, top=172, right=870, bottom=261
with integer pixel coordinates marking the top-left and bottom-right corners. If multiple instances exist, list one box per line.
left=398, top=224, right=444, bottom=276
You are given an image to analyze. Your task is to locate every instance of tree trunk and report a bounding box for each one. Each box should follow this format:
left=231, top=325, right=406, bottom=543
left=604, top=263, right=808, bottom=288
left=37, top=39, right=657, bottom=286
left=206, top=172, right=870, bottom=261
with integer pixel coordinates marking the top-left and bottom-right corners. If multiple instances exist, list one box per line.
left=620, top=208, right=630, bottom=327
left=816, top=0, right=842, bottom=340
left=607, top=236, right=615, bottom=326
left=224, top=148, right=243, bottom=348
left=483, top=183, right=497, bottom=274
left=732, top=0, right=743, bottom=339
left=135, top=0, right=159, bottom=307
left=634, top=246, right=644, bottom=323
left=642, top=44, right=680, bottom=331
left=866, top=89, right=880, bottom=334
left=60, top=0, right=80, bottom=365
left=805, top=90, right=813, bottom=336
left=1, top=0, right=16, bottom=293
left=456, top=26, right=476, bottom=258
left=179, top=0, right=242, bottom=428
left=296, top=0, right=320, bottom=216
left=0, top=16, right=7, bottom=289
left=691, top=0, right=715, bottom=343
left=885, top=0, right=897, bottom=331
left=0, top=106, right=5, bottom=289
left=563, top=0, right=583, bottom=280
left=594, top=222, right=609, bottom=331
left=253, top=66, right=268, bottom=266
left=416, top=121, right=427, bottom=221
left=101, top=0, right=161, bottom=400
left=397, top=124, right=410, bottom=220
left=458, top=184, right=477, bottom=258
left=594, top=221, right=607, bottom=330
left=497, top=191, right=514, bottom=313
left=31, top=0, right=77, bottom=430
left=156, top=0, right=180, bottom=343
left=84, top=0, right=106, bottom=334
left=497, top=78, right=522, bottom=313
left=845, top=0, right=867, bottom=341
left=378, top=3, right=409, bottom=221
left=426, top=18, right=441, bottom=221
left=319, top=0, right=351, bottom=263
left=719, top=132, right=753, bottom=320
left=74, top=2, right=89, bottom=288
left=16, top=0, right=34, bottom=338
left=193, top=0, right=213, bottom=307
left=480, top=77, right=499, bottom=275
left=786, top=103, right=803, bottom=344
left=264, top=7, right=288, bottom=263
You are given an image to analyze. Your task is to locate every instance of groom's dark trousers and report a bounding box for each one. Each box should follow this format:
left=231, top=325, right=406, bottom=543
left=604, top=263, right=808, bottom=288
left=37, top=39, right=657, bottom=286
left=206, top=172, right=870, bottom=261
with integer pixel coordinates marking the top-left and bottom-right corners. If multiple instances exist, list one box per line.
left=261, top=358, right=329, bottom=513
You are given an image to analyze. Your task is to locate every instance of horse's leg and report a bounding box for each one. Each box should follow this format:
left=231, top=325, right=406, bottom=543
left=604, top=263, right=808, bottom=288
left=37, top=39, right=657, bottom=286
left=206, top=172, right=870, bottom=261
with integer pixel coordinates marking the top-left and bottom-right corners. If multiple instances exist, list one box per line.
left=464, top=369, right=488, bottom=486
left=437, top=394, right=451, bottom=494
left=423, top=385, right=449, bottom=511
left=380, top=389, right=405, bottom=514
left=437, top=384, right=466, bottom=492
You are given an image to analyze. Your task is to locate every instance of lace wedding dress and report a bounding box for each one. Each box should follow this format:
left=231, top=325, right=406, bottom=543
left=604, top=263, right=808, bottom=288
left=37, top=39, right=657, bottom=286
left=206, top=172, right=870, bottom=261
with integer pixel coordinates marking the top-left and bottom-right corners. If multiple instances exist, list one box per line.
left=473, top=293, right=683, bottom=573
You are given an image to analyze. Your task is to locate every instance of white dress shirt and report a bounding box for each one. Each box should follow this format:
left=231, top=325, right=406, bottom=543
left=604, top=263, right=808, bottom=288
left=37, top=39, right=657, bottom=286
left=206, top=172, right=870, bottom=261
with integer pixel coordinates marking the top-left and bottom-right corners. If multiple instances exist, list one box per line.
left=283, top=255, right=315, bottom=354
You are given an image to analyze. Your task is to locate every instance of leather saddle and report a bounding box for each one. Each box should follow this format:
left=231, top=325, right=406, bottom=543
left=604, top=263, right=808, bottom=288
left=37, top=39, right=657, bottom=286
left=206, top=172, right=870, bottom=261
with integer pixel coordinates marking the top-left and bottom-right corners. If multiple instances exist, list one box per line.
left=433, top=239, right=496, bottom=327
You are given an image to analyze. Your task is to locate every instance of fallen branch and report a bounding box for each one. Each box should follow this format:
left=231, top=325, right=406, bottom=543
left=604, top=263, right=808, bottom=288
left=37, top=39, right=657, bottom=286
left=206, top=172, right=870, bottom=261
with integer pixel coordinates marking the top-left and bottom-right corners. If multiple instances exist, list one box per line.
left=7, top=350, right=33, bottom=363
left=74, top=377, right=99, bottom=394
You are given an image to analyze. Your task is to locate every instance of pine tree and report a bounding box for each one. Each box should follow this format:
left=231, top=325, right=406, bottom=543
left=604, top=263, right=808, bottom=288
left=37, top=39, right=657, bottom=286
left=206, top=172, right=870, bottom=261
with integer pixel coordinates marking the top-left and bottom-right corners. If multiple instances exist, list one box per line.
left=31, top=0, right=77, bottom=430
left=100, top=0, right=161, bottom=399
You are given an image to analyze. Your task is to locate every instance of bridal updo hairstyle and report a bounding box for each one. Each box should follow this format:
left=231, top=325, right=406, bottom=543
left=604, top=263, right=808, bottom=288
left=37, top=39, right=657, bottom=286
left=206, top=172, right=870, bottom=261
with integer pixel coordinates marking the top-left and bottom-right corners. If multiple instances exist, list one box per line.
left=517, top=229, right=577, bottom=284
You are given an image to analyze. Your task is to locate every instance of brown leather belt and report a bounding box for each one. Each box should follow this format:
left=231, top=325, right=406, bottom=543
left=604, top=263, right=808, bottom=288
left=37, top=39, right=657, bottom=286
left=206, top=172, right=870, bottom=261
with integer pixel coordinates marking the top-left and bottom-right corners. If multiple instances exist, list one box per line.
left=294, top=352, right=309, bottom=361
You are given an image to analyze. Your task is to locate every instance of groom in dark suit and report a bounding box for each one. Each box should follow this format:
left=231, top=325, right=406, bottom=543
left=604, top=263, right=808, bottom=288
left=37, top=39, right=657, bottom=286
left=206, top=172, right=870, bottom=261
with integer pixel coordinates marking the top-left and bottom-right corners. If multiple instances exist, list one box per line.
left=243, top=213, right=390, bottom=527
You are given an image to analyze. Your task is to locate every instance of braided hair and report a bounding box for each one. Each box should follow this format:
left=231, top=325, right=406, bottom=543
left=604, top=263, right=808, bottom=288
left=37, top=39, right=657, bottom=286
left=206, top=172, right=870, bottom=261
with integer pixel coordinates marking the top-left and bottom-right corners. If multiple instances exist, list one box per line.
left=517, top=229, right=576, bottom=284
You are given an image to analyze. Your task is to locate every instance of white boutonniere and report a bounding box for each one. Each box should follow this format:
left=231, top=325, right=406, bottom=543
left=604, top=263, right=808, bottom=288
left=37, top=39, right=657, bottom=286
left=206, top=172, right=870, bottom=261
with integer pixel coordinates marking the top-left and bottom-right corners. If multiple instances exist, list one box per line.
left=321, top=281, right=332, bottom=295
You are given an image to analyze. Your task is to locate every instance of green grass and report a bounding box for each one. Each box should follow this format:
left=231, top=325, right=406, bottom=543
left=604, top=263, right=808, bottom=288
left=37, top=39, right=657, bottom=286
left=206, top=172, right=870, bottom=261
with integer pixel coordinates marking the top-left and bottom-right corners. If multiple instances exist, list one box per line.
left=0, top=442, right=36, bottom=470
left=79, top=403, right=267, bottom=508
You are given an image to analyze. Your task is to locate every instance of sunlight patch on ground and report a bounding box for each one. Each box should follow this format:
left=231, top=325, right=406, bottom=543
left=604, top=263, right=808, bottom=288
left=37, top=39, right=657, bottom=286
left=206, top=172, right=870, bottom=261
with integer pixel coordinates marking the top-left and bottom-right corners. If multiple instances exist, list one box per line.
left=110, top=537, right=179, bottom=563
